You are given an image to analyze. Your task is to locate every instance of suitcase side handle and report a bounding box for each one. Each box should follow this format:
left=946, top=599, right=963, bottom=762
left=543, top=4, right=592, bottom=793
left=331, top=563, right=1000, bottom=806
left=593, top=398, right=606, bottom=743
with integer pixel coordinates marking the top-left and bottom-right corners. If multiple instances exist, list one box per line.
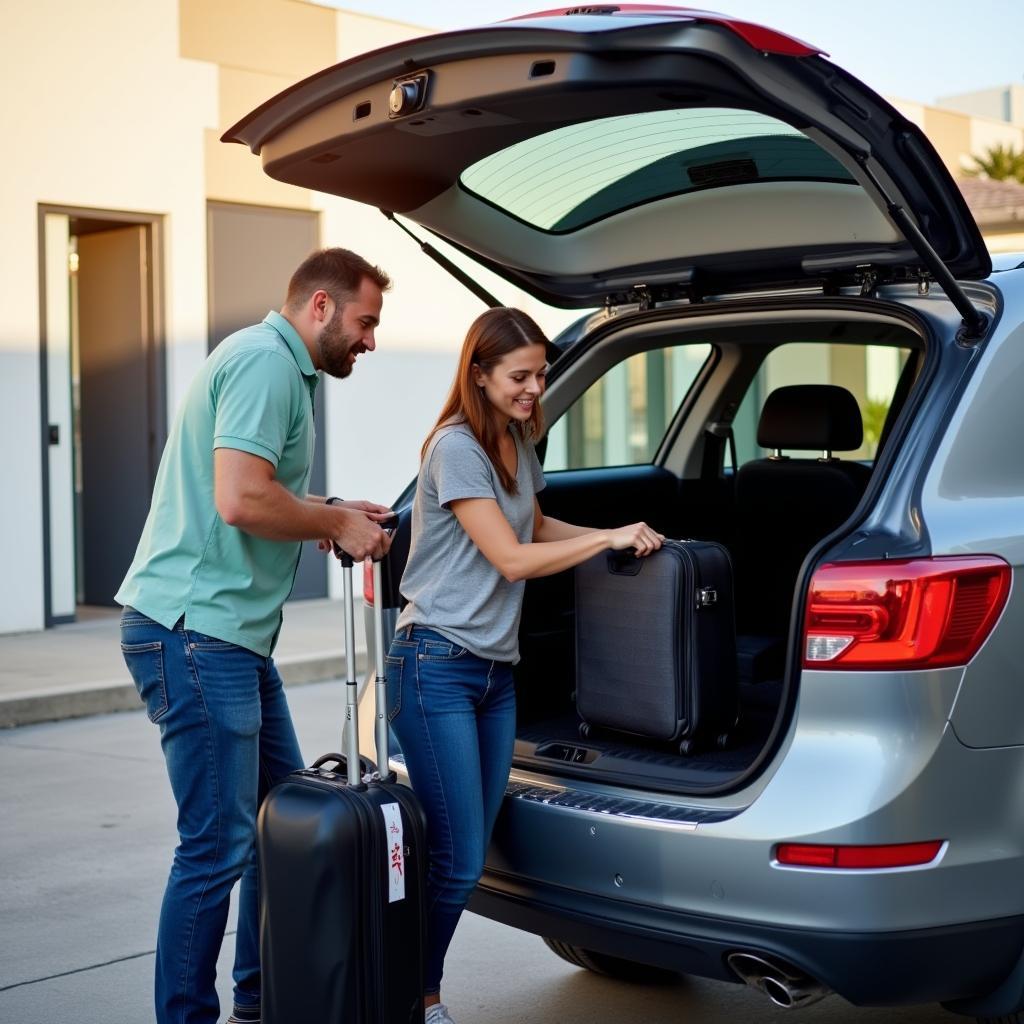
left=607, top=550, right=644, bottom=576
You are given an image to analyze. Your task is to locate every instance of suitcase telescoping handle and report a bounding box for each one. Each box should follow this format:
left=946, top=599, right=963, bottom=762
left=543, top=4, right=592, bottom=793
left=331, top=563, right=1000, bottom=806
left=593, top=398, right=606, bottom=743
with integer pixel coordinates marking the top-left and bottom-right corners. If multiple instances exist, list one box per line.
left=333, top=513, right=399, bottom=789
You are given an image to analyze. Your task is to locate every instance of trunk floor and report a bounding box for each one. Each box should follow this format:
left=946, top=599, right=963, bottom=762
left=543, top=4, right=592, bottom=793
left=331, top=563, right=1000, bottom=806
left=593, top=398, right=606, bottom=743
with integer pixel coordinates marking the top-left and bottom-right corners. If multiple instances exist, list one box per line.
left=513, top=681, right=783, bottom=792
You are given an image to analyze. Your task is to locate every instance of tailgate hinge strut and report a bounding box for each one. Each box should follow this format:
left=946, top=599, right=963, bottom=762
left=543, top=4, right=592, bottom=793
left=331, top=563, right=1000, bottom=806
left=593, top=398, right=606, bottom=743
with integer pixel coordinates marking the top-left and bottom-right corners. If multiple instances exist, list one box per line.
left=855, top=160, right=988, bottom=340
left=381, top=210, right=502, bottom=309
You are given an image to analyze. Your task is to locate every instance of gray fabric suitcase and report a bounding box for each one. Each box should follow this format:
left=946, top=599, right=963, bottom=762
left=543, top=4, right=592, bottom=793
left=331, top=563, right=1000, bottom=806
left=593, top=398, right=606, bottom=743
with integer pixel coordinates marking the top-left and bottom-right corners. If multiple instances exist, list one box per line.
left=574, top=540, right=739, bottom=755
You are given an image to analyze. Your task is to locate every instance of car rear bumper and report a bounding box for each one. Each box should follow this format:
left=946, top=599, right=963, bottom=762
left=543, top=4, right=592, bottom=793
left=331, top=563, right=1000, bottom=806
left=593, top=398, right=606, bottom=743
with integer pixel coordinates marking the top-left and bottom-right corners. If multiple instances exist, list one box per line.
left=470, top=871, right=1024, bottom=1006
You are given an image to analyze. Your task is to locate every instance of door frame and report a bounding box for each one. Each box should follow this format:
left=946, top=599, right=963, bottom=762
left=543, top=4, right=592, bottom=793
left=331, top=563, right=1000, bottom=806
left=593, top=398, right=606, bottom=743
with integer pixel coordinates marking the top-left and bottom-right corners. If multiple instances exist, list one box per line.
left=37, top=204, right=166, bottom=625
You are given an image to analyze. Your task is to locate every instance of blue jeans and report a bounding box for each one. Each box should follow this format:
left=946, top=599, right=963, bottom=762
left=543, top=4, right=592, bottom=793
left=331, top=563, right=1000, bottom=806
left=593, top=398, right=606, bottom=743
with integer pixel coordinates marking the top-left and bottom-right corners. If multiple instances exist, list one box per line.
left=120, top=608, right=303, bottom=1024
left=386, top=626, right=516, bottom=995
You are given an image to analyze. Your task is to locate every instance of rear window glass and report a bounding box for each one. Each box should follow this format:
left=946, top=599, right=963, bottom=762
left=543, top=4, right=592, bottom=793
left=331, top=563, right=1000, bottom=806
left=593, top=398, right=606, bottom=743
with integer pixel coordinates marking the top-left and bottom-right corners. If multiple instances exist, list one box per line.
left=460, top=108, right=854, bottom=233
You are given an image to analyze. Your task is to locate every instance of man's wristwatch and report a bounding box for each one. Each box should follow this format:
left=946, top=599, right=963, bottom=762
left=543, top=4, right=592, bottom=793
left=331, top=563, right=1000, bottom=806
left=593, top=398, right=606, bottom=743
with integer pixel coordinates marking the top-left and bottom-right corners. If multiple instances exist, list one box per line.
left=325, top=496, right=344, bottom=506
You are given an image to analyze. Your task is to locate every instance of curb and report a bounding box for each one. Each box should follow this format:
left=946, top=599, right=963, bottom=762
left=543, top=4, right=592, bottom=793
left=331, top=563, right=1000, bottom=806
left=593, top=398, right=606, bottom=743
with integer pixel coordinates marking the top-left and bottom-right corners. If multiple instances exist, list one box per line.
left=0, top=650, right=365, bottom=729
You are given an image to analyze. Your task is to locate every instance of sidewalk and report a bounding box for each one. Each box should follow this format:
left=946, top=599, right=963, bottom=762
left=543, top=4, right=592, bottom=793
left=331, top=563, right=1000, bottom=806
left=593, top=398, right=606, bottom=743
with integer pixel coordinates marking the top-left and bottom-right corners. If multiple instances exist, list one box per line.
left=0, top=597, right=362, bottom=728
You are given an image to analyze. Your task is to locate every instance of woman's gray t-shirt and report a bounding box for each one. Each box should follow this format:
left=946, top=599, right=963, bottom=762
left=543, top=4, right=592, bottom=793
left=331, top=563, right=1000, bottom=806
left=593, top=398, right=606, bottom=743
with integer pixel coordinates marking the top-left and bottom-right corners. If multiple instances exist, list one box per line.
left=396, top=423, right=546, bottom=664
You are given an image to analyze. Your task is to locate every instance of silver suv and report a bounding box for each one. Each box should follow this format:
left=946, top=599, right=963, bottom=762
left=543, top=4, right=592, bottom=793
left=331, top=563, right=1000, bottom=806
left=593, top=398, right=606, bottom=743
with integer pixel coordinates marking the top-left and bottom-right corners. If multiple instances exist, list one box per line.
left=227, top=8, right=1024, bottom=1020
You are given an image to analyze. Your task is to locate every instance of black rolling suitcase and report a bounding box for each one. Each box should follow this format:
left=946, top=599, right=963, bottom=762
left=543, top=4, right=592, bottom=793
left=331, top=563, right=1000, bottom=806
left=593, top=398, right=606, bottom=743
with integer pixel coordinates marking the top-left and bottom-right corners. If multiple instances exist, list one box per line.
left=575, top=540, right=738, bottom=755
left=257, top=550, right=427, bottom=1024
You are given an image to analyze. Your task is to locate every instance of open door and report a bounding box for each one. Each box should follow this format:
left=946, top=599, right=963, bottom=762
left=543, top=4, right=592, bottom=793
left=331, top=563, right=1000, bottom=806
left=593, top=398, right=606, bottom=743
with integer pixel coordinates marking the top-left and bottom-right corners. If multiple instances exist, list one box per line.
left=39, top=207, right=165, bottom=620
left=76, top=225, right=161, bottom=607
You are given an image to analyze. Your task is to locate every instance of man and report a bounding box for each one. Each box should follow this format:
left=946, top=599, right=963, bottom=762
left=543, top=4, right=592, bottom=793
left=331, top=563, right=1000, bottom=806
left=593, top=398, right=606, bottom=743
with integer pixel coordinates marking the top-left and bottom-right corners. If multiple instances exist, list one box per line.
left=116, top=248, right=393, bottom=1024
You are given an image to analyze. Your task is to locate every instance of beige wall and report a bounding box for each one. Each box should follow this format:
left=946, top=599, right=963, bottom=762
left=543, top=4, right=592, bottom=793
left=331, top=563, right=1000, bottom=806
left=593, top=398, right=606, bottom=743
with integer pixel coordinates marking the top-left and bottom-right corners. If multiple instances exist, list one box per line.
left=921, top=107, right=973, bottom=176
left=185, top=0, right=338, bottom=208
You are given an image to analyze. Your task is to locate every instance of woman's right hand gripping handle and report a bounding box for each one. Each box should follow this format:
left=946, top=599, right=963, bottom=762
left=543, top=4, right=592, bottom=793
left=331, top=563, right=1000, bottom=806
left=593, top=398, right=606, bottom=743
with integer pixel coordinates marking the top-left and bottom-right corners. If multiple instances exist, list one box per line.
left=605, top=522, right=665, bottom=558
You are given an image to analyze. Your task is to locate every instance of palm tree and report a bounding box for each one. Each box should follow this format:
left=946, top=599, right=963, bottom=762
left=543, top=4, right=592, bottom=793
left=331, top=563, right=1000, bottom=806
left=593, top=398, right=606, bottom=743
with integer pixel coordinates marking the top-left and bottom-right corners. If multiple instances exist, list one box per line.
left=965, top=142, right=1024, bottom=183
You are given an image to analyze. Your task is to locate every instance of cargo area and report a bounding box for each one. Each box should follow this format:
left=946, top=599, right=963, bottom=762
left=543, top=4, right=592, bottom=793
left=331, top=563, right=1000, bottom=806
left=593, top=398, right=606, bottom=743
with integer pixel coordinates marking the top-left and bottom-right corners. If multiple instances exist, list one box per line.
left=381, top=310, right=927, bottom=796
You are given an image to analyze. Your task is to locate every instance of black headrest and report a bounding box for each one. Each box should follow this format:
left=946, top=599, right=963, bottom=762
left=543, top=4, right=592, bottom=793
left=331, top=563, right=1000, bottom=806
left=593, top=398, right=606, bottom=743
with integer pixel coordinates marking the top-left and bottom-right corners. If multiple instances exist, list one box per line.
left=757, top=385, right=863, bottom=452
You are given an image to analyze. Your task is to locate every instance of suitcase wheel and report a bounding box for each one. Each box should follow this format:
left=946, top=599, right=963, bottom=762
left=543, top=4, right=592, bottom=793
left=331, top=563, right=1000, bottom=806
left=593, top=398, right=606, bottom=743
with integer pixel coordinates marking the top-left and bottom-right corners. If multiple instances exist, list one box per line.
left=579, top=721, right=592, bottom=740
left=678, top=738, right=695, bottom=757
left=716, top=732, right=731, bottom=750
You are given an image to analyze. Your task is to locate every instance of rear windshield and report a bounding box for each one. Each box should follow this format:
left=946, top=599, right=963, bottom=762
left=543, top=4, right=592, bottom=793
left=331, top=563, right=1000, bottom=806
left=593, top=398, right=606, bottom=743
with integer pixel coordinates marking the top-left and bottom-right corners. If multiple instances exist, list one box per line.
left=460, top=108, right=855, bottom=233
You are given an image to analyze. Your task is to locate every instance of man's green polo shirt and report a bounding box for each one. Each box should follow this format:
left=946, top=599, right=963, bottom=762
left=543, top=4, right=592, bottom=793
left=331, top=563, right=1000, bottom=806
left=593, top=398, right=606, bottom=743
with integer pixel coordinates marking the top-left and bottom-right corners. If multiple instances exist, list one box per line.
left=116, top=312, right=319, bottom=656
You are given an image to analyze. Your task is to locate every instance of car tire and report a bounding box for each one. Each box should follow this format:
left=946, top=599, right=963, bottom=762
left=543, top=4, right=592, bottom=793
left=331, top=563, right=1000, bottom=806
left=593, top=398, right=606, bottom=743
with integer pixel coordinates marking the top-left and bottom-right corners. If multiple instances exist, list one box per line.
left=541, top=937, right=682, bottom=984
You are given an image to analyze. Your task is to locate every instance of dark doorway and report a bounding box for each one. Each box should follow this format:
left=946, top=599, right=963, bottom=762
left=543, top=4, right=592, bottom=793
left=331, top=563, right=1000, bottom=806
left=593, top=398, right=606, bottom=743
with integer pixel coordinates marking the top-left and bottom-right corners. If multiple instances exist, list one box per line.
left=75, top=223, right=164, bottom=606
left=39, top=207, right=165, bottom=619
left=207, top=202, right=326, bottom=600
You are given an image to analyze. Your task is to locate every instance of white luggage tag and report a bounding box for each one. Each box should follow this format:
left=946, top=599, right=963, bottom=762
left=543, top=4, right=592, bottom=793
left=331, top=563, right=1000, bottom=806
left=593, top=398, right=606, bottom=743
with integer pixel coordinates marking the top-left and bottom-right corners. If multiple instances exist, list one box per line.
left=381, top=802, right=406, bottom=902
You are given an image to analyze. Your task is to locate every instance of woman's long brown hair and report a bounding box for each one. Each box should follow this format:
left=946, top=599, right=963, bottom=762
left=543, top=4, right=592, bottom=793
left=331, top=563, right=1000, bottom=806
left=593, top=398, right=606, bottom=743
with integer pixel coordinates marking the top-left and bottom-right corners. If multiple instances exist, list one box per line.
left=422, top=307, right=548, bottom=495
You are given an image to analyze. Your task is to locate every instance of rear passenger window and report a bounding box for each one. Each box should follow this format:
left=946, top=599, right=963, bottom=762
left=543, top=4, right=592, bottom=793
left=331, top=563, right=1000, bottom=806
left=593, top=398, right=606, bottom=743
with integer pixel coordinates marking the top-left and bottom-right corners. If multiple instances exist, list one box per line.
left=733, top=343, right=912, bottom=464
left=545, top=344, right=712, bottom=471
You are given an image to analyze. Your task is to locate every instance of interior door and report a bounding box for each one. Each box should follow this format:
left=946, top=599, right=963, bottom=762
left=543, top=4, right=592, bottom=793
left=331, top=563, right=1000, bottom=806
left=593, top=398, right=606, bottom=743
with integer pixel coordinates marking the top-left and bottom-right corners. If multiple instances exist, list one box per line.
left=76, top=226, right=154, bottom=606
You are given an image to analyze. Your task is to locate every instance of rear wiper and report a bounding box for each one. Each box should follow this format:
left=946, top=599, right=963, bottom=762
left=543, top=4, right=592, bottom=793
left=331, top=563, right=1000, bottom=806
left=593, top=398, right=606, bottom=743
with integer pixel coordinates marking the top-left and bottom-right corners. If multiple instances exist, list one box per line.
left=381, top=210, right=501, bottom=309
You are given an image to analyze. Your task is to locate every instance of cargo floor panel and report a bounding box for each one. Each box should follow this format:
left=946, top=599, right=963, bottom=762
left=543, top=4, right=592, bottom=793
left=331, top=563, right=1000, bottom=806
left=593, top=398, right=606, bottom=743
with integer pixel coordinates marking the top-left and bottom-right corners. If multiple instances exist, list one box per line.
left=513, top=691, right=779, bottom=792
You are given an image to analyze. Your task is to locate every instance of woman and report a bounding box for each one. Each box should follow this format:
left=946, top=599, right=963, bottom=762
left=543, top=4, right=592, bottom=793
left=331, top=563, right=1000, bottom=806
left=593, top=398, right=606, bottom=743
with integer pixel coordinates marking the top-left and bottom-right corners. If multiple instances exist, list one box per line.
left=388, top=307, right=663, bottom=1024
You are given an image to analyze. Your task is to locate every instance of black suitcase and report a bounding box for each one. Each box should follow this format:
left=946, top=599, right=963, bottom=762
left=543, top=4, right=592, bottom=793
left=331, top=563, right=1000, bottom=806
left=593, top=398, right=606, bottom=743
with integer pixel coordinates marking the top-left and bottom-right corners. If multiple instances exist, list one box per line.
left=575, top=540, right=738, bottom=755
left=258, top=550, right=427, bottom=1024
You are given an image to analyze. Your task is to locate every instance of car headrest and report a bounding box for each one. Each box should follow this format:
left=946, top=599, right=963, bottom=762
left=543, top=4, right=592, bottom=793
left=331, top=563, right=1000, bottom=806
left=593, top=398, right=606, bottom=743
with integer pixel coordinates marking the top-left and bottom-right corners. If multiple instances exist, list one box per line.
left=756, top=385, right=863, bottom=452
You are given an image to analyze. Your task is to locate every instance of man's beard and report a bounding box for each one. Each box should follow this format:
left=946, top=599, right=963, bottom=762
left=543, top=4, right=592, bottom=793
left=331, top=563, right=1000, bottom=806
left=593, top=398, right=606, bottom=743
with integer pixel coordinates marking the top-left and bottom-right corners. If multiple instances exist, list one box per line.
left=317, top=308, right=363, bottom=379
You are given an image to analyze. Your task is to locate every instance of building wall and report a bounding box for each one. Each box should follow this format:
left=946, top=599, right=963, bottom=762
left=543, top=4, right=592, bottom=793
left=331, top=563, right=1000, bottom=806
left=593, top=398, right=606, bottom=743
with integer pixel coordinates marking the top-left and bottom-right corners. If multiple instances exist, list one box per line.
left=938, top=84, right=1024, bottom=127
left=1, top=0, right=217, bottom=633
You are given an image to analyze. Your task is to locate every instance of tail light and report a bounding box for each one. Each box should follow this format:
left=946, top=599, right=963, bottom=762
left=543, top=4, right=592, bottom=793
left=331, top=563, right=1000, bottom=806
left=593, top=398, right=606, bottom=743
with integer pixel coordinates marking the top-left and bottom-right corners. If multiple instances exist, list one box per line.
left=803, top=556, right=1010, bottom=670
left=363, top=559, right=374, bottom=604
left=776, top=840, right=943, bottom=869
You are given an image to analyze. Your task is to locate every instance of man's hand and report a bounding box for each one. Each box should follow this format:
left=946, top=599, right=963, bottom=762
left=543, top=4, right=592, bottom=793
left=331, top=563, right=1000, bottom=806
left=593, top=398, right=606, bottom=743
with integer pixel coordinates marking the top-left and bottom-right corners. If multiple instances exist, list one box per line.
left=326, top=506, right=393, bottom=562
left=317, top=499, right=394, bottom=556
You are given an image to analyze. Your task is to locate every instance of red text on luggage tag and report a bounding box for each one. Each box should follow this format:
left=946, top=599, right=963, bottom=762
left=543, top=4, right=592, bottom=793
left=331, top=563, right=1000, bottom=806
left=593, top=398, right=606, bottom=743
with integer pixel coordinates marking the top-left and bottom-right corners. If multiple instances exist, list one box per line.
left=381, top=803, right=406, bottom=902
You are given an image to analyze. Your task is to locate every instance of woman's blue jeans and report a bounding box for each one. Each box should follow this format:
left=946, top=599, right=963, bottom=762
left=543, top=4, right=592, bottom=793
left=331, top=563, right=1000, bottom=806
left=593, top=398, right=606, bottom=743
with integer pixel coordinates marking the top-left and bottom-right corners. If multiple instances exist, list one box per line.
left=386, top=626, right=517, bottom=995
left=120, top=608, right=304, bottom=1024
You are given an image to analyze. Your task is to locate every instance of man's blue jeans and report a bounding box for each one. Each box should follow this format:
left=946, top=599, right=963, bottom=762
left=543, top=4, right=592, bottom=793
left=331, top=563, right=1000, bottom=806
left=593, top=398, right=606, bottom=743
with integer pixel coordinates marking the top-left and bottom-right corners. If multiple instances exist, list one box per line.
left=120, top=608, right=303, bottom=1024
left=386, top=626, right=516, bottom=996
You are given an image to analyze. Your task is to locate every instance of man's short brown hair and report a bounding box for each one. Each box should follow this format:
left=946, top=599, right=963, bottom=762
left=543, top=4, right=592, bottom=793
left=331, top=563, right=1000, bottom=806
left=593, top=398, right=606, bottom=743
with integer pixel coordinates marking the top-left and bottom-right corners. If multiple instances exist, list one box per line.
left=284, top=247, right=391, bottom=311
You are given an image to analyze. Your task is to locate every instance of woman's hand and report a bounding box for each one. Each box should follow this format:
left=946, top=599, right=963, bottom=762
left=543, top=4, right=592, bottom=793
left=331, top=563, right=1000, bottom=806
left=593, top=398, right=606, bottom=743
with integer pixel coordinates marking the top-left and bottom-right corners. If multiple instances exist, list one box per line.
left=606, top=522, right=665, bottom=557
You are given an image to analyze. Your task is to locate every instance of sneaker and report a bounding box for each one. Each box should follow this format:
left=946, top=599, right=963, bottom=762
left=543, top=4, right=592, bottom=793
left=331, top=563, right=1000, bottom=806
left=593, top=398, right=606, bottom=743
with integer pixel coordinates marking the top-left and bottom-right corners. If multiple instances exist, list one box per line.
left=226, top=1008, right=260, bottom=1024
left=425, top=1003, right=457, bottom=1024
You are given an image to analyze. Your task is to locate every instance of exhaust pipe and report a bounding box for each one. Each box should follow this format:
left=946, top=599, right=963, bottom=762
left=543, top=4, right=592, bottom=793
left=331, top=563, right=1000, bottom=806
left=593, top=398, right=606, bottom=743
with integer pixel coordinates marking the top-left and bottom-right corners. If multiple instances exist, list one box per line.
left=727, top=952, right=830, bottom=1010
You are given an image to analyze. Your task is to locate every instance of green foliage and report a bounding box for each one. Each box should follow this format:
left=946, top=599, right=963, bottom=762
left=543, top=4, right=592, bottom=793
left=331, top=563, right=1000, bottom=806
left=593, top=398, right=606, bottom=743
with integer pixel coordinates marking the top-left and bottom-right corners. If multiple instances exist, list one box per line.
left=861, top=397, right=890, bottom=455
left=966, top=142, right=1024, bottom=183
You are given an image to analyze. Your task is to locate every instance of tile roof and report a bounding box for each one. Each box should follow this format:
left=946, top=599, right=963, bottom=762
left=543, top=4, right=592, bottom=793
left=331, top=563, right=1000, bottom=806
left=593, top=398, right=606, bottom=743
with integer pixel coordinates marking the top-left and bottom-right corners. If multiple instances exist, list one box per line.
left=958, top=176, right=1024, bottom=226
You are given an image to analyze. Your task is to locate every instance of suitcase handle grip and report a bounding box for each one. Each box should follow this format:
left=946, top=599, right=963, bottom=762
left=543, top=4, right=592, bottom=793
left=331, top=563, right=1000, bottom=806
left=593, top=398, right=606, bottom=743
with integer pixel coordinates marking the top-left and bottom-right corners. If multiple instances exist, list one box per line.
left=607, top=550, right=643, bottom=576
left=312, top=752, right=379, bottom=779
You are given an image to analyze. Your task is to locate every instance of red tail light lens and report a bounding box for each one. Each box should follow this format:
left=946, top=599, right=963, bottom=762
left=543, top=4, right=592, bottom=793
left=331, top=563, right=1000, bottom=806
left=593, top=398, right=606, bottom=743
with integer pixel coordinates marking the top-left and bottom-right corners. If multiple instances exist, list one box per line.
left=804, top=556, right=1010, bottom=670
left=363, top=559, right=374, bottom=605
left=777, top=841, right=943, bottom=869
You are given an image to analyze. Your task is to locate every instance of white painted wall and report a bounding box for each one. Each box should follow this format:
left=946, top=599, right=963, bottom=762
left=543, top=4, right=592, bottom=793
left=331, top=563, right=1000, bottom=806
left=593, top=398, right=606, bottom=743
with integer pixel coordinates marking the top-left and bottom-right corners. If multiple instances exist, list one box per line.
left=0, top=0, right=216, bottom=633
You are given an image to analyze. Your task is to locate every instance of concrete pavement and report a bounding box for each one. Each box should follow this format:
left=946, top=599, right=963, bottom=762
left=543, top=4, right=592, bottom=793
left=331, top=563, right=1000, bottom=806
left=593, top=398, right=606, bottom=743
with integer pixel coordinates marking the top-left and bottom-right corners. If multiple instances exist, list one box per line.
left=0, top=596, right=363, bottom=728
left=0, top=682, right=955, bottom=1024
